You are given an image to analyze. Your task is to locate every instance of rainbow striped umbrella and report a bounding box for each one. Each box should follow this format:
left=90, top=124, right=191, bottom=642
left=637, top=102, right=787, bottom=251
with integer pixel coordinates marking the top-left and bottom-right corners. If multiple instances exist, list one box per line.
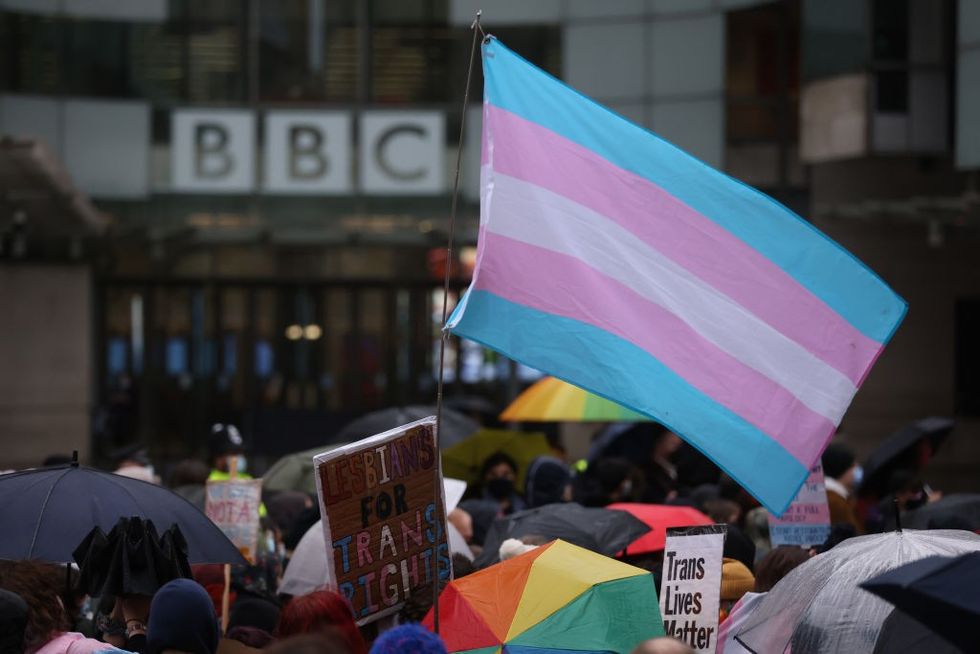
left=500, top=376, right=650, bottom=422
left=423, top=539, right=663, bottom=653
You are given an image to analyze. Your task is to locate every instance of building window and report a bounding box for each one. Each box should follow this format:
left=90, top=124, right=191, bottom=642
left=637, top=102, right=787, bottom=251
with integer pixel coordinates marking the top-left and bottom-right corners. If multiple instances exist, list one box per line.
left=869, top=0, right=950, bottom=153
left=725, top=0, right=804, bottom=194
left=0, top=13, right=64, bottom=94
left=802, top=0, right=868, bottom=81
left=258, top=0, right=358, bottom=103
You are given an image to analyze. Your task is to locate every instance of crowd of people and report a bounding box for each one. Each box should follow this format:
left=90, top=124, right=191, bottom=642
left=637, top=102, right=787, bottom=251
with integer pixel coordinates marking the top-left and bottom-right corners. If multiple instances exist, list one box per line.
left=0, top=417, right=965, bottom=654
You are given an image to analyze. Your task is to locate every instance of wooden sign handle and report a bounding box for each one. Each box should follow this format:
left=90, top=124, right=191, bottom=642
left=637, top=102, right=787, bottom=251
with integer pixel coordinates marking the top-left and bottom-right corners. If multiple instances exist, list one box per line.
left=221, top=456, right=238, bottom=633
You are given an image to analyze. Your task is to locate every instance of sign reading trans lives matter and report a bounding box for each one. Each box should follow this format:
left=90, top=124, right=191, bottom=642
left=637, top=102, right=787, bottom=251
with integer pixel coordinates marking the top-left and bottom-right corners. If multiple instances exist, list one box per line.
left=767, top=462, right=831, bottom=547
left=314, top=417, right=449, bottom=625
left=659, top=524, right=727, bottom=654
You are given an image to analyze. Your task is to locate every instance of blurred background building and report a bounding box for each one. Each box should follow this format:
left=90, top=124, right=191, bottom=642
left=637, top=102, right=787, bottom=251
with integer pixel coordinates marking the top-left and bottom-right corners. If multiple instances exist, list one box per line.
left=1, top=0, right=978, bottom=489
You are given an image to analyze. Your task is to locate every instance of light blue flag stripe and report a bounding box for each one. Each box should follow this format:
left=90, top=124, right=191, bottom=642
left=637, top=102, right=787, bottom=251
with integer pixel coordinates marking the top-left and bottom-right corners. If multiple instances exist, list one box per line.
left=450, top=290, right=809, bottom=514
left=481, top=38, right=906, bottom=345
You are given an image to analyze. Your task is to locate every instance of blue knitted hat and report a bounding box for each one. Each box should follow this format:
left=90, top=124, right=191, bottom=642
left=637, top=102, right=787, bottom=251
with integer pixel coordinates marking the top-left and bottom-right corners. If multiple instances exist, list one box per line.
left=369, top=624, right=448, bottom=654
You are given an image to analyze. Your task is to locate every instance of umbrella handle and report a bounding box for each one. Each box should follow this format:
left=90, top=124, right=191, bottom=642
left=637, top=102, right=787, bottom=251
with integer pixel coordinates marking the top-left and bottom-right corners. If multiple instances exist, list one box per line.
left=893, top=499, right=902, bottom=532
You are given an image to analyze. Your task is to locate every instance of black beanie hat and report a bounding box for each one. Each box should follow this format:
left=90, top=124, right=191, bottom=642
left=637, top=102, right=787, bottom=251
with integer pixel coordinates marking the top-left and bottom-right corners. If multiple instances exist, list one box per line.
left=821, top=443, right=856, bottom=479
left=147, top=579, right=220, bottom=654
left=0, top=589, right=28, bottom=654
left=525, top=456, right=571, bottom=508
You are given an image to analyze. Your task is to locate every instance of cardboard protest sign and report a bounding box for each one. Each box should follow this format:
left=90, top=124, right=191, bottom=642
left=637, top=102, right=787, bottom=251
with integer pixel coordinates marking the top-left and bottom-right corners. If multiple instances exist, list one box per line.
left=205, top=478, right=263, bottom=563
left=314, top=417, right=449, bottom=625
left=660, top=524, right=727, bottom=654
left=767, top=462, right=832, bottom=547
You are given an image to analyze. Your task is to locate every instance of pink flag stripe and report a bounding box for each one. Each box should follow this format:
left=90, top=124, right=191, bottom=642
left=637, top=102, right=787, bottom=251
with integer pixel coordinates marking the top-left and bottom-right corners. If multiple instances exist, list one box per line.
left=475, top=229, right=837, bottom=468
left=485, top=104, right=881, bottom=386
left=482, top=170, right=855, bottom=422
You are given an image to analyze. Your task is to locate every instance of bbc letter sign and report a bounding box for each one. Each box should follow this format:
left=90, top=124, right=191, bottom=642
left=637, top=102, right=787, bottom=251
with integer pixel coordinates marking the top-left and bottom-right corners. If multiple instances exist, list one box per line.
left=360, top=111, right=445, bottom=195
left=264, top=111, right=352, bottom=194
left=172, top=110, right=255, bottom=193
left=170, top=109, right=444, bottom=195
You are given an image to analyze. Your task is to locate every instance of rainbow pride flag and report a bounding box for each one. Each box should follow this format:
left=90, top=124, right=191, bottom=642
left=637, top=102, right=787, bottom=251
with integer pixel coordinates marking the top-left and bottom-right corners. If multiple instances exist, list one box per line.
left=447, top=38, right=906, bottom=514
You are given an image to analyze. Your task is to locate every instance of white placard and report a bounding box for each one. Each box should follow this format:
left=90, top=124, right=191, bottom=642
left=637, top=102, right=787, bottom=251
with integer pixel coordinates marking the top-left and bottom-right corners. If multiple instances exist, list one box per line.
left=172, top=109, right=255, bottom=193
left=768, top=462, right=832, bottom=547
left=264, top=111, right=352, bottom=194
left=660, top=524, right=727, bottom=653
left=205, top=478, right=263, bottom=563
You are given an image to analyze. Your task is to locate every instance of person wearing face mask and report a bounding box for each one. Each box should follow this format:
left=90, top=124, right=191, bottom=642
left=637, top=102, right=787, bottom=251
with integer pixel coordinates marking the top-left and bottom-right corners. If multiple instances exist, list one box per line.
left=208, top=424, right=251, bottom=481
left=478, top=452, right=526, bottom=515
left=458, top=453, right=528, bottom=547
left=207, top=424, right=267, bottom=519
left=820, top=442, right=865, bottom=534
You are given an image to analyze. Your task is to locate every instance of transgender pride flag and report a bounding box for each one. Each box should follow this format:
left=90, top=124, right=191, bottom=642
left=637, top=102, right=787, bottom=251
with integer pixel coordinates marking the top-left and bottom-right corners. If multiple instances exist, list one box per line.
left=447, top=38, right=906, bottom=514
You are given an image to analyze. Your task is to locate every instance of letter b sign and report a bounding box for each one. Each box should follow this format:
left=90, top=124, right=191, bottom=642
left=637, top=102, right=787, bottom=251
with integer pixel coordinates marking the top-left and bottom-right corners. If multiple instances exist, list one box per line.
left=172, top=110, right=254, bottom=192
left=264, top=112, right=352, bottom=194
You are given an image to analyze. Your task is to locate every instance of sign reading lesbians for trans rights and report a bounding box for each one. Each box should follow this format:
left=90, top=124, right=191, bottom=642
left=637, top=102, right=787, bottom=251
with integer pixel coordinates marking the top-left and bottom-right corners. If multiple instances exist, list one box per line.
left=314, top=417, right=449, bottom=625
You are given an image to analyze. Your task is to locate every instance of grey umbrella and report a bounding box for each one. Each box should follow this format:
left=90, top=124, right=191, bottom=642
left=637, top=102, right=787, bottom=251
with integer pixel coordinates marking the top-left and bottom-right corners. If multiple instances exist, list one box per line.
left=902, top=494, right=980, bottom=530
left=734, top=529, right=980, bottom=654
left=263, top=443, right=349, bottom=495
left=473, top=502, right=651, bottom=568
left=334, top=406, right=480, bottom=448
left=861, top=552, right=980, bottom=652
left=872, top=608, right=963, bottom=653
left=861, top=417, right=955, bottom=496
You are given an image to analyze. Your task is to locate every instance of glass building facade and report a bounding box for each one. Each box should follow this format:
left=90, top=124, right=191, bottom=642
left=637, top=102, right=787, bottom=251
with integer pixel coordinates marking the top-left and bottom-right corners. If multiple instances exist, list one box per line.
left=0, top=0, right=566, bottom=463
left=2, top=0, right=978, bottom=478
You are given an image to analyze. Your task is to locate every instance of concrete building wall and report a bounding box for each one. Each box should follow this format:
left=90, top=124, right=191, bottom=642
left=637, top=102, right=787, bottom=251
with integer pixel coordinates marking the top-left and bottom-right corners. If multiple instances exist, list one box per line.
left=0, top=265, right=92, bottom=469
left=957, top=0, right=980, bottom=168
left=813, top=208, right=980, bottom=493
left=453, top=0, right=749, bottom=173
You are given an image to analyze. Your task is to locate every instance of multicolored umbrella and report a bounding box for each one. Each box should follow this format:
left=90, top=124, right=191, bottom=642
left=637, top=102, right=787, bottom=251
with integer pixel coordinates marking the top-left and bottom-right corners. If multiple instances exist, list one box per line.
left=441, top=429, right=552, bottom=492
left=607, top=503, right=713, bottom=555
left=423, top=539, right=664, bottom=653
left=500, top=376, right=650, bottom=422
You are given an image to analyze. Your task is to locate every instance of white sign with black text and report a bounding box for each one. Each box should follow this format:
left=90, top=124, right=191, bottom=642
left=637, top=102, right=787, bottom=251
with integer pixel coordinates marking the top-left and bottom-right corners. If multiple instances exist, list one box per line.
left=659, top=524, right=727, bottom=654
left=172, top=109, right=255, bottom=193
left=170, top=108, right=445, bottom=195
left=264, top=111, right=353, bottom=194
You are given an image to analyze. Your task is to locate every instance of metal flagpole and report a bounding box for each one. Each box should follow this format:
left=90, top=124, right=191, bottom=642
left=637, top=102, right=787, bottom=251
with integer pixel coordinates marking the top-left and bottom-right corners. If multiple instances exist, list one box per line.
left=432, top=8, right=483, bottom=635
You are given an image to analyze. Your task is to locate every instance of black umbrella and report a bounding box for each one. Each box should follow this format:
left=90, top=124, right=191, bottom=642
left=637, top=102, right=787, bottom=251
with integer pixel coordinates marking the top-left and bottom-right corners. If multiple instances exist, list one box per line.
left=334, top=406, right=480, bottom=448
left=902, top=494, right=980, bottom=530
left=73, top=517, right=192, bottom=597
left=0, top=456, right=245, bottom=564
left=872, top=608, right=963, bottom=654
left=473, top=502, right=650, bottom=568
left=587, top=422, right=663, bottom=464
left=860, top=552, right=980, bottom=652
left=862, top=417, right=955, bottom=495
left=443, top=395, right=499, bottom=417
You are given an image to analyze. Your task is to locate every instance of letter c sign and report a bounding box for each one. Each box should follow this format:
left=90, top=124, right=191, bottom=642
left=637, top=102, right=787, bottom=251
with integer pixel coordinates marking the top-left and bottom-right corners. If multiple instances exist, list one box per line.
left=360, top=112, right=445, bottom=195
